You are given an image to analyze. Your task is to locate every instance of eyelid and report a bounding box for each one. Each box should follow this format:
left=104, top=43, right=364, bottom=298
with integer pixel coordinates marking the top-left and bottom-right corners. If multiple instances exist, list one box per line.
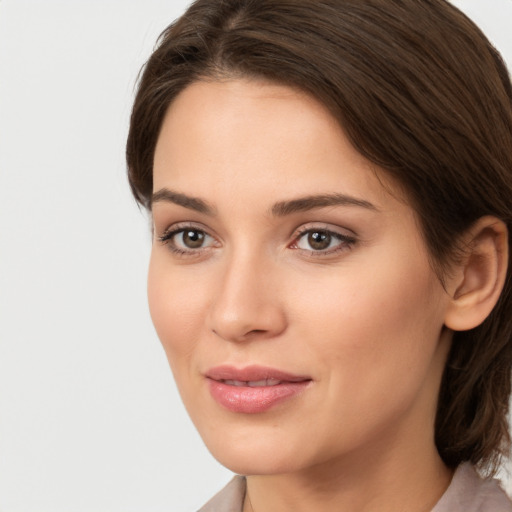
left=157, top=221, right=220, bottom=257
left=157, top=221, right=213, bottom=241
left=290, top=222, right=357, bottom=240
left=289, top=223, right=357, bottom=256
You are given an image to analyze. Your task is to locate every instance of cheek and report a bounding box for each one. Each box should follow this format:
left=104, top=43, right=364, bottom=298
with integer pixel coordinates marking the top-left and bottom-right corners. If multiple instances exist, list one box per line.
left=289, top=250, right=446, bottom=390
left=147, top=252, right=209, bottom=364
left=282, top=258, right=448, bottom=454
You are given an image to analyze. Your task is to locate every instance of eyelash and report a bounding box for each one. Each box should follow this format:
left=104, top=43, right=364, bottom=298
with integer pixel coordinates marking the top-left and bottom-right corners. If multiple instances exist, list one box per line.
left=158, top=224, right=356, bottom=258
left=158, top=223, right=217, bottom=257
left=290, top=226, right=356, bottom=256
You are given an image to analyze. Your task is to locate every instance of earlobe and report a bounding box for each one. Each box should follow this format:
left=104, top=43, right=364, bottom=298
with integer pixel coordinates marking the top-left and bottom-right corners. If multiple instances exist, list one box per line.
left=444, top=216, right=508, bottom=332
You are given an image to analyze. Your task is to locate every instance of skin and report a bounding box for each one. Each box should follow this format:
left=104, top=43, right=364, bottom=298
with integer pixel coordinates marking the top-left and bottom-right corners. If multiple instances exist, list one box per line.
left=149, top=79, right=456, bottom=512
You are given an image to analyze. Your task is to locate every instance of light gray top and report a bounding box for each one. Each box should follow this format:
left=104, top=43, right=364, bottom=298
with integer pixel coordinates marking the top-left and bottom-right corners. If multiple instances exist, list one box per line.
left=198, top=463, right=512, bottom=512
left=431, top=463, right=512, bottom=512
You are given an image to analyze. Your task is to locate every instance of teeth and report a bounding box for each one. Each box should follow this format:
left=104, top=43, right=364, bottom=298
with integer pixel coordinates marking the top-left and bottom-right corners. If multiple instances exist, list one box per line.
left=224, top=380, right=246, bottom=387
left=223, top=379, right=282, bottom=387
left=248, top=379, right=281, bottom=387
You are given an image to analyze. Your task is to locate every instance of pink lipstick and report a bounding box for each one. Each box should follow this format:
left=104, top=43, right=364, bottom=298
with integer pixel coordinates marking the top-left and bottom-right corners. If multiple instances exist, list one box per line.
left=206, top=365, right=311, bottom=413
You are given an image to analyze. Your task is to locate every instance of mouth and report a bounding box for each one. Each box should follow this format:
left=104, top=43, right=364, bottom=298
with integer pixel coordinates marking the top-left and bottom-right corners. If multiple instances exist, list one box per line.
left=205, top=365, right=312, bottom=414
left=221, top=378, right=283, bottom=387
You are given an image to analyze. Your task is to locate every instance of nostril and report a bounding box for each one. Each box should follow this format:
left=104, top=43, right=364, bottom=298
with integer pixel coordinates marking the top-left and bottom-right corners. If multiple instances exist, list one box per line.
left=208, top=294, right=288, bottom=342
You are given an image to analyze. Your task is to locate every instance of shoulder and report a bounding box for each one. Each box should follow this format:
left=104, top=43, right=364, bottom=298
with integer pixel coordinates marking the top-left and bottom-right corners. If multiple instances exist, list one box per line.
left=432, top=463, right=512, bottom=512
left=197, top=475, right=246, bottom=512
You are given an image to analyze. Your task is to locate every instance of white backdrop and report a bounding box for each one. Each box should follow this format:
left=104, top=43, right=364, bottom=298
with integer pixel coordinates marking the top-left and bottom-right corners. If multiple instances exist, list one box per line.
left=0, top=1, right=511, bottom=511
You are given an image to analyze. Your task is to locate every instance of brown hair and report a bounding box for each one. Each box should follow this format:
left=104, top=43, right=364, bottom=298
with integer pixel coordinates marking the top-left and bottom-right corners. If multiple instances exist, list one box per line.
left=126, top=0, right=512, bottom=473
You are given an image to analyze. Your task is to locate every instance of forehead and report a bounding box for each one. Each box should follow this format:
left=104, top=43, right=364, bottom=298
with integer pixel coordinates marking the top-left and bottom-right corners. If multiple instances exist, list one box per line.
left=153, top=79, right=407, bottom=212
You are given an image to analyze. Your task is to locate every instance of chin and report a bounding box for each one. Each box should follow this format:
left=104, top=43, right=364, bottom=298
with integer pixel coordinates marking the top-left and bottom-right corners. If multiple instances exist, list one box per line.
left=210, top=443, right=302, bottom=476
left=197, top=423, right=311, bottom=476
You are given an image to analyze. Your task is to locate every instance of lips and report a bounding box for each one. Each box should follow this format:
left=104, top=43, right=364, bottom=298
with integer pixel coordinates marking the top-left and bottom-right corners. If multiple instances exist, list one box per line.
left=205, top=365, right=311, bottom=413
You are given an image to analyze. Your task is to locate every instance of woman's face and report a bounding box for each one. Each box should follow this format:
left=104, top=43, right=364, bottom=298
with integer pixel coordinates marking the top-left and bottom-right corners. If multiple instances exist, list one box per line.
left=149, top=79, right=452, bottom=475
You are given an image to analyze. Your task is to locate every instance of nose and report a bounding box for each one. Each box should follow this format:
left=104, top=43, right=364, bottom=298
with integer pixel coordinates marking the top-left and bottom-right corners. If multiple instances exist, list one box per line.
left=207, top=250, right=287, bottom=342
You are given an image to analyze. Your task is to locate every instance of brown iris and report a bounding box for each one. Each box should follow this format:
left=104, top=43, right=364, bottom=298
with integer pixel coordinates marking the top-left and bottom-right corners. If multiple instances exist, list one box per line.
left=182, top=230, right=205, bottom=248
left=308, top=231, right=332, bottom=250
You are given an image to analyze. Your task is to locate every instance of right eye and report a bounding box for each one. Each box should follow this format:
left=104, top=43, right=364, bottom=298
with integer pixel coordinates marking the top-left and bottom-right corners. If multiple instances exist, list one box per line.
left=159, top=226, right=218, bottom=254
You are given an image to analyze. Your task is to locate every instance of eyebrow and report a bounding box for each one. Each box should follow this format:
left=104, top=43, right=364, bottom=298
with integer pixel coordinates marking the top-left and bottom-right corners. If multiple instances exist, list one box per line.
left=271, top=193, right=378, bottom=216
left=151, top=188, right=215, bottom=215
left=151, top=188, right=377, bottom=216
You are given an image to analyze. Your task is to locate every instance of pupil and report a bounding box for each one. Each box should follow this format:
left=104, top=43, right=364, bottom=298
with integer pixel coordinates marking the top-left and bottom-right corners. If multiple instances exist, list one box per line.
left=308, top=231, right=331, bottom=250
left=183, top=230, right=204, bottom=248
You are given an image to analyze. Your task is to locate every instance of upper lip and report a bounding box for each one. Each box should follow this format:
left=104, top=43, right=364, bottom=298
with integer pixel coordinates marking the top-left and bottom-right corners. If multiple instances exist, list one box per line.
left=205, top=365, right=311, bottom=383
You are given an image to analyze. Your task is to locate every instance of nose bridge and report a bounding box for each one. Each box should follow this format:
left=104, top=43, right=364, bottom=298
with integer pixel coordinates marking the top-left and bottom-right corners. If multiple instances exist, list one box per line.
left=208, top=243, right=286, bottom=342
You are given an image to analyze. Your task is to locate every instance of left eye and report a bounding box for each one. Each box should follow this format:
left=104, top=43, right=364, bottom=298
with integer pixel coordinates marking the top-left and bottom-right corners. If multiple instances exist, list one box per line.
left=294, top=229, right=352, bottom=252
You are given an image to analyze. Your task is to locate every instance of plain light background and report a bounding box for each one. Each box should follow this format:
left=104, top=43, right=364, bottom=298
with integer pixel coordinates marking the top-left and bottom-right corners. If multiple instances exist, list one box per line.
left=0, top=1, right=511, bottom=511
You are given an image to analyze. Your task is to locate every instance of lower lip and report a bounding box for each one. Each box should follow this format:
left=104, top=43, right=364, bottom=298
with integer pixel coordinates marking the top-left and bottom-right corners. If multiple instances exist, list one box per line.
left=207, top=379, right=310, bottom=414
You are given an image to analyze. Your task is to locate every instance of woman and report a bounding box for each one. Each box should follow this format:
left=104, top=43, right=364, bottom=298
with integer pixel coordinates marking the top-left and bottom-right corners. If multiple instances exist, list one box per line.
left=126, top=0, right=512, bottom=510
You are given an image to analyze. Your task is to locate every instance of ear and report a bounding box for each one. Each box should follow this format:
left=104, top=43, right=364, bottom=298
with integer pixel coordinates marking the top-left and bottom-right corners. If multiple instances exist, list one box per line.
left=444, top=216, right=508, bottom=332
